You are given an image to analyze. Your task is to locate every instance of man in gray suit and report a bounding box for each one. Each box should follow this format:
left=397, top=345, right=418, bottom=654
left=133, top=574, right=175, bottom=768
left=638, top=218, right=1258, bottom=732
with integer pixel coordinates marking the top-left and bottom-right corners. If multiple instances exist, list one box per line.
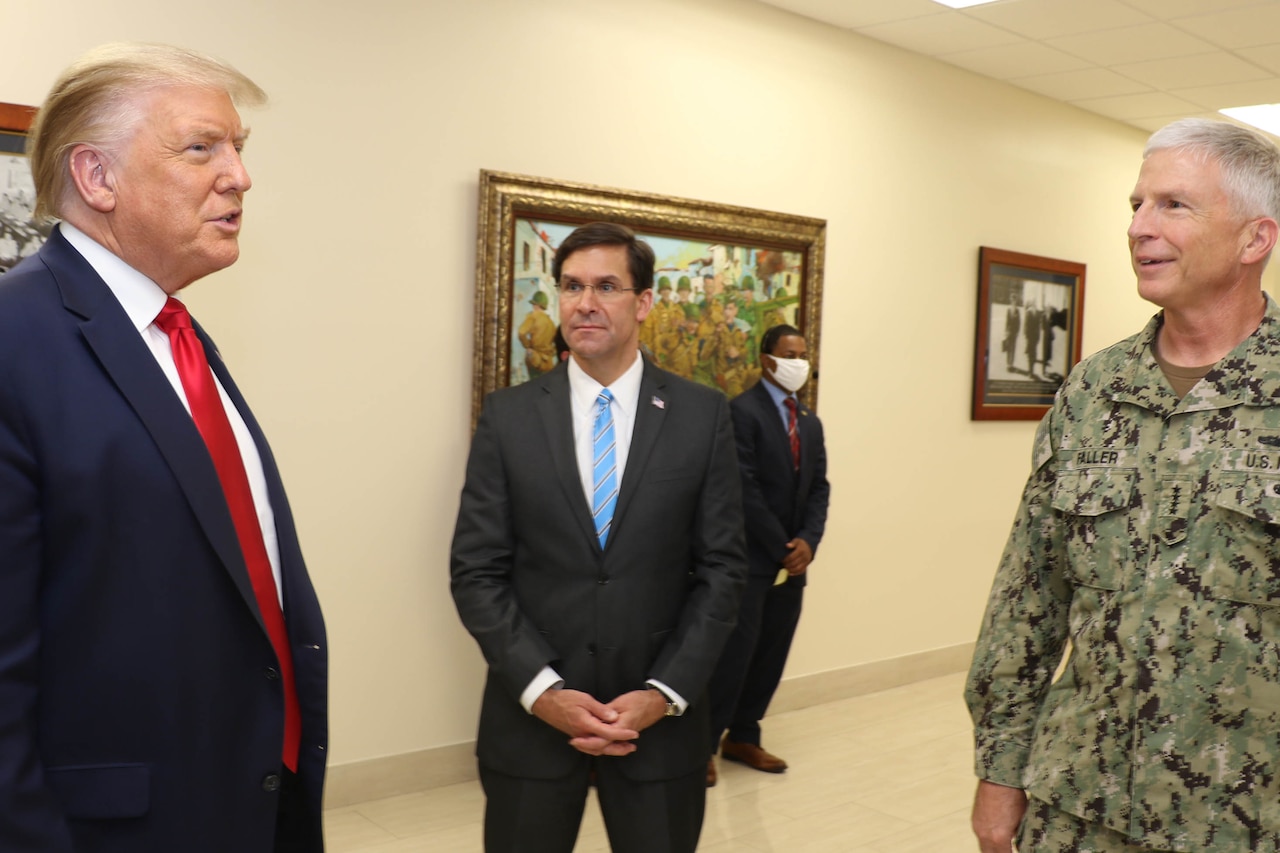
left=451, top=222, right=747, bottom=853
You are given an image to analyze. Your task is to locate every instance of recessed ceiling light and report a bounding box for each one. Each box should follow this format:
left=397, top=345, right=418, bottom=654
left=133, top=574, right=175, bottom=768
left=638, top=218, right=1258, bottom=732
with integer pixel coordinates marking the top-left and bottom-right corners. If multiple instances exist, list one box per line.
left=1220, top=104, right=1280, bottom=137
left=932, top=0, right=1002, bottom=8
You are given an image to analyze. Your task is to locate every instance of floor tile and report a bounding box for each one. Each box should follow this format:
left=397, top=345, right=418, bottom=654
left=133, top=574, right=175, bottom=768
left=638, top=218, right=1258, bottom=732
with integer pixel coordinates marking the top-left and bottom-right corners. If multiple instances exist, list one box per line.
left=323, top=673, right=979, bottom=851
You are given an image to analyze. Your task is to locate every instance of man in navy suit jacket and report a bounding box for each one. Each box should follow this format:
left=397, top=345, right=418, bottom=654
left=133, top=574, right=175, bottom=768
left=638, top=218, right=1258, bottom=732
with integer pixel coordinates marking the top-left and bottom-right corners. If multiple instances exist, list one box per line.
left=707, top=323, right=830, bottom=785
left=0, top=44, right=327, bottom=852
left=451, top=223, right=746, bottom=852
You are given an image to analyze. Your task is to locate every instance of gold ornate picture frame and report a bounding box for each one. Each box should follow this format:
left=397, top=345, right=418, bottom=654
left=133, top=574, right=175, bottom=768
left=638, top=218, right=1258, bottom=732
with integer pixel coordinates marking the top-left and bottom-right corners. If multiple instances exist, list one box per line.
left=472, top=170, right=827, bottom=426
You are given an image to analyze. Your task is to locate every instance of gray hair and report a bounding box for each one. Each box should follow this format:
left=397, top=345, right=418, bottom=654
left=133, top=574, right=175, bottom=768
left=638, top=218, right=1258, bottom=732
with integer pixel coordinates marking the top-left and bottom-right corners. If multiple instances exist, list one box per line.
left=27, top=42, right=266, bottom=223
left=1145, top=118, right=1280, bottom=221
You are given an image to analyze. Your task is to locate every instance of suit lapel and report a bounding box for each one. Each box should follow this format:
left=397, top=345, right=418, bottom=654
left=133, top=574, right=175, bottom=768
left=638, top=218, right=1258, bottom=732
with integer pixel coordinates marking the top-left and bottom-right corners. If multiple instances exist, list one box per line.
left=613, top=361, right=666, bottom=532
left=198, top=319, right=297, bottom=619
left=794, top=400, right=817, bottom=496
left=46, top=232, right=266, bottom=632
left=536, top=366, right=599, bottom=547
left=752, top=381, right=796, bottom=484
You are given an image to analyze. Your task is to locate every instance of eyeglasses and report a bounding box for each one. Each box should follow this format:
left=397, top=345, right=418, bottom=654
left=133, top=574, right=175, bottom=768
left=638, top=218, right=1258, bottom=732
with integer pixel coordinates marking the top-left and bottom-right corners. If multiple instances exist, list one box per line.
left=556, top=282, right=640, bottom=301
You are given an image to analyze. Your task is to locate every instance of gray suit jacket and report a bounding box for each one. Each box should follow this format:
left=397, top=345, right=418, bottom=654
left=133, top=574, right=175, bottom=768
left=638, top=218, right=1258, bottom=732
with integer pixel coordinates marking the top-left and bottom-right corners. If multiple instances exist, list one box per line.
left=450, top=358, right=746, bottom=781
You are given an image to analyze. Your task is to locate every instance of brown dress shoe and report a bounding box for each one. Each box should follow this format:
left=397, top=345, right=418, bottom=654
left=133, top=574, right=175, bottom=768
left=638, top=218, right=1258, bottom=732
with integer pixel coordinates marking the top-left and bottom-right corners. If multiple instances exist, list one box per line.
left=720, top=738, right=788, bottom=773
left=706, top=758, right=717, bottom=788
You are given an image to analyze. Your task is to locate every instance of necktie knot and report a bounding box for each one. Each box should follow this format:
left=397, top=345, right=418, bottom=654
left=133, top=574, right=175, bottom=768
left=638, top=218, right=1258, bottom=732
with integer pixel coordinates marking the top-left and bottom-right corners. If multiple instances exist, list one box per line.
left=154, top=297, right=194, bottom=334
left=784, top=397, right=797, bottom=414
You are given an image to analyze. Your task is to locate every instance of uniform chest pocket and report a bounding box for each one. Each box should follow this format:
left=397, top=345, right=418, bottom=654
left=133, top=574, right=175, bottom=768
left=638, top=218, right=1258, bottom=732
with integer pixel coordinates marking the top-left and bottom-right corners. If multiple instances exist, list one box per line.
left=1201, top=475, right=1280, bottom=607
left=1051, top=468, right=1136, bottom=591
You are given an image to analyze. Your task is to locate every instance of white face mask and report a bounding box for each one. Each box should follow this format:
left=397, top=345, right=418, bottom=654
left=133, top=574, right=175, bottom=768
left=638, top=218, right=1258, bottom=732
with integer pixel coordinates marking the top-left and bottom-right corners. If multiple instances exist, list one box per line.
left=768, top=356, right=810, bottom=393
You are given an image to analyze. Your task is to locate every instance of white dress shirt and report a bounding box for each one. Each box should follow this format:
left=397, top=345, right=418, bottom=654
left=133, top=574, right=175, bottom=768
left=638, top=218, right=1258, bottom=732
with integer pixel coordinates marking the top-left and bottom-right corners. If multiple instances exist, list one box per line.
left=60, top=222, right=284, bottom=606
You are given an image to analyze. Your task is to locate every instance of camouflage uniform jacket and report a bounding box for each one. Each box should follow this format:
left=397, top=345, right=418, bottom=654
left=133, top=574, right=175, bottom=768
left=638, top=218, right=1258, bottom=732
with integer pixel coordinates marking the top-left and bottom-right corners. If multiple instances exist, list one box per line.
left=966, top=294, right=1280, bottom=852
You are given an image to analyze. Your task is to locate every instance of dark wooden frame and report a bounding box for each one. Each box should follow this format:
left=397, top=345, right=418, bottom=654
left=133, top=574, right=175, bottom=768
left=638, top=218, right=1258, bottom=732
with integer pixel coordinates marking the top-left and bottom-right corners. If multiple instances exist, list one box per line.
left=972, top=246, right=1086, bottom=421
left=0, top=102, right=44, bottom=277
left=0, top=102, right=36, bottom=135
left=472, top=170, right=827, bottom=427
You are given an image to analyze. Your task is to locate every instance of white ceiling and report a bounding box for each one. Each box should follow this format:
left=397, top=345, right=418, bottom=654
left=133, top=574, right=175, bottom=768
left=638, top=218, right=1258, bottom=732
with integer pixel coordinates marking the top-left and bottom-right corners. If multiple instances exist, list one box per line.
left=755, top=0, right=1280, bottom=134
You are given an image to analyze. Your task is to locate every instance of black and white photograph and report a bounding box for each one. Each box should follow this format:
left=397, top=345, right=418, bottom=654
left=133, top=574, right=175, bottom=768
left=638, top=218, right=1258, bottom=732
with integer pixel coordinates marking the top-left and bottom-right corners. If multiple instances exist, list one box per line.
left=972, top=246, right=1085, bottom=421
left=0, top=110, right=49, bottom=276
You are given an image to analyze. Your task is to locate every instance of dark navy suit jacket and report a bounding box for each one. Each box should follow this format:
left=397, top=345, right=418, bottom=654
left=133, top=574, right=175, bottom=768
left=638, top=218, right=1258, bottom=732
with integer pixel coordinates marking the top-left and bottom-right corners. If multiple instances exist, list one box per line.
left=0, top=228, right=328, bottom=852
left=730, top=380, right=830, bottom=583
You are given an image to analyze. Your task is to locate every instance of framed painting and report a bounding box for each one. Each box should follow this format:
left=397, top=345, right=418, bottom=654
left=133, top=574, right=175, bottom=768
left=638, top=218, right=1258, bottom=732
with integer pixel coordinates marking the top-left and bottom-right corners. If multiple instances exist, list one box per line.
left=0, top=102, right=49, bottom=276
left=473, top=170, right=827, bottom=426
left=972, top=246, right=1086, bottom=421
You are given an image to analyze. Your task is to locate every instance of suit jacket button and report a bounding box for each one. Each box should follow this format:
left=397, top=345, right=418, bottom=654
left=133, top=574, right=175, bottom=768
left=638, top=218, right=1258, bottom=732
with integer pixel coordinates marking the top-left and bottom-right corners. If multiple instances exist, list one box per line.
left=262, top=774, right=282, bottom=792
left=265, top=667, right=280, bottom=681
left=587, top=643, right=597, bottom=655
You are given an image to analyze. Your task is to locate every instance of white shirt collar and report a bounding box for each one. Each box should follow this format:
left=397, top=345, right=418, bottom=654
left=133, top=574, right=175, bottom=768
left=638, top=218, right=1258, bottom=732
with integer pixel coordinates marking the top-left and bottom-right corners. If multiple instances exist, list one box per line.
left=59, top=222, right=170, bottom=331
left=567, top=349, right=644, bottom=412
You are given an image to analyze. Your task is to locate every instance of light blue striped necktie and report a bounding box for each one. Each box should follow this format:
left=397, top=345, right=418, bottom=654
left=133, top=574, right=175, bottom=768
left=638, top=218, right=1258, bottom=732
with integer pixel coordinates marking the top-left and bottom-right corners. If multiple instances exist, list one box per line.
left=592, top=389, right=618, bottom=548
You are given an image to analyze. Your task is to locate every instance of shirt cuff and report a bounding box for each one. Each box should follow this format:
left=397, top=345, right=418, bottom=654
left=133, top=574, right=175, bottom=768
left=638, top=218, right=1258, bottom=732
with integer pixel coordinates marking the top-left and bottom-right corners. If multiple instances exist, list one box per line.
left=645, top=678, right=688, bottom=714
left=973, top=731, right=1030, bottom=789
left=521, top=666, right=564, bottom=713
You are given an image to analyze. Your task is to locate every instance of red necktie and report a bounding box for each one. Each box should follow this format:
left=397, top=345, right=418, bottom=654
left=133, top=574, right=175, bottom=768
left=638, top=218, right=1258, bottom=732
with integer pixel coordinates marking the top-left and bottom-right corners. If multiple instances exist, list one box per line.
left=154, top=298, right=300, bottom=771
left=784, top=397, right=801, bottom=470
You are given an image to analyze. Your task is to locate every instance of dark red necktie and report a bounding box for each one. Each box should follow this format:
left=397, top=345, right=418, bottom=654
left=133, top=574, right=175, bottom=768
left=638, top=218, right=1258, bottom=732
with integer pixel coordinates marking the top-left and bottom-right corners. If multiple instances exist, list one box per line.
left=784, top=397, right=801, bottom=470
left=154, top=298, right=300, bottom=771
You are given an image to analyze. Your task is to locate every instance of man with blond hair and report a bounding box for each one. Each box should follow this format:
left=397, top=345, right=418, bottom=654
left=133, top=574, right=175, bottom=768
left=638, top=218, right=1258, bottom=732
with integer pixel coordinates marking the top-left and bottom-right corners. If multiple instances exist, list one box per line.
left=0, top=43, right=327, bottom=852
left=968, top=118, right=1280, bottom=852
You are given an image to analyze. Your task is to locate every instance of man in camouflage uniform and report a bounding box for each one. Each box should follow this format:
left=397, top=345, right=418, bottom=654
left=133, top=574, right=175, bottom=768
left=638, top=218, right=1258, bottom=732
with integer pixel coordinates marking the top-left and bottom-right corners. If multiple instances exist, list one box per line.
left=966, top=118, right=1280, bottom=853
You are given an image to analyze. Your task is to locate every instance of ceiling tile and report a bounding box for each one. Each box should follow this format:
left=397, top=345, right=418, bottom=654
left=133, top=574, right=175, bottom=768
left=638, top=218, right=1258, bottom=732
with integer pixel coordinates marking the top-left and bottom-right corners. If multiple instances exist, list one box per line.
left=963, top=0, right=1152, bottom=39
left=749, top=0, right=1280, bottom=137
left=1011, top=68, right=1151, bottom=101
left=1236, top=44, right=1280, bottom=75
left=857, top=13, right=1024, bottom=55
left=940, top=41, right=1091, bottom=79
left=1174, top=5, right=1280, bottom=49
left=1046, top=23, right=1218, bottom=65
left=1068, top=91, right=1207, bottom=120
left=1111, top=52, right=1273, bottom=90
left=1170, top=79, right=1280, bottom=110
left=1125, top=111, right=1226, bottom=133
left=754, top=0, right=947, bottom=29
left=1118, top=0, right=1277, bottom=19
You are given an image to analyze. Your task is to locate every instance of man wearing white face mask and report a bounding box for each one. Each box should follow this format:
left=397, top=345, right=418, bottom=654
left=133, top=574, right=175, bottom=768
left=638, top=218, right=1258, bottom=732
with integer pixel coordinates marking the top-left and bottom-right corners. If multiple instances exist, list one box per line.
left=706, top=324, right=831, bottom=786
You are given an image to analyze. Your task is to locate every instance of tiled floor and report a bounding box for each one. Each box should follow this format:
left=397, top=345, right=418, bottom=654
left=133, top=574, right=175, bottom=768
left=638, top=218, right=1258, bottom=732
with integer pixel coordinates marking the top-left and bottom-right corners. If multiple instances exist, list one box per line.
left=325, top=672, right=977, bottom=851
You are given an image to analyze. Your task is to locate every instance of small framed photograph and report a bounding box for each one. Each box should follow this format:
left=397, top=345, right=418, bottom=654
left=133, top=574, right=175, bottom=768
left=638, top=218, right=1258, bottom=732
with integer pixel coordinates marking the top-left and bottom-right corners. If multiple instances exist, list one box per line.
left=472, top=170, right=827, bottom=427
left=0, top=102, right=50, bottom=276
left=972, top=246, right=1085, bottom=421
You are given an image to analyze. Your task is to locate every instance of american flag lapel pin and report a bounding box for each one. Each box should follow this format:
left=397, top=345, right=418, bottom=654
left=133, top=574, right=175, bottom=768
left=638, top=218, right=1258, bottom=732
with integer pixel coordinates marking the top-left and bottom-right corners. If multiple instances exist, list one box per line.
left=651, top=395, right=665, bottom=410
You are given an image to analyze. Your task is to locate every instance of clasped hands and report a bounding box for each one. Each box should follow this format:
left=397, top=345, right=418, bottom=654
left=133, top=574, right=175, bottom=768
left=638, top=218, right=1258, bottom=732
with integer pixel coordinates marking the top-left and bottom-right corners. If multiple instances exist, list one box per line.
left=532, top=687, right=668, bottom=756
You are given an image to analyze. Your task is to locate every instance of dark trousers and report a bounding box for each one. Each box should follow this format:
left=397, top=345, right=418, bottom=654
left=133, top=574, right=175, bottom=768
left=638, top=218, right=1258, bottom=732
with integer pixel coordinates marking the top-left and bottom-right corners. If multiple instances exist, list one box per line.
left=708, top=573, right=803, bottom=751
left=479, top=759, right=705, bottom=853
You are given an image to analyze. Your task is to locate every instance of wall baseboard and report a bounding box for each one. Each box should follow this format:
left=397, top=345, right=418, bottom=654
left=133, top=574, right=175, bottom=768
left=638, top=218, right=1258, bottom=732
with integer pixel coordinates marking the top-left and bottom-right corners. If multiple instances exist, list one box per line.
left=767, top=642, right=975, bottom=715
left=323, top=642, right=974, bottom=810
left=325, top=740, right=477, bottom=810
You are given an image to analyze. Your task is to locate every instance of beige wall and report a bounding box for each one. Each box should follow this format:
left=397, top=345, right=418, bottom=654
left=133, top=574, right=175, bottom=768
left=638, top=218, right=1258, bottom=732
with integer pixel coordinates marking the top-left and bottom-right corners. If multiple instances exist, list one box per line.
left=7, top=0, right=1171, bottom=768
